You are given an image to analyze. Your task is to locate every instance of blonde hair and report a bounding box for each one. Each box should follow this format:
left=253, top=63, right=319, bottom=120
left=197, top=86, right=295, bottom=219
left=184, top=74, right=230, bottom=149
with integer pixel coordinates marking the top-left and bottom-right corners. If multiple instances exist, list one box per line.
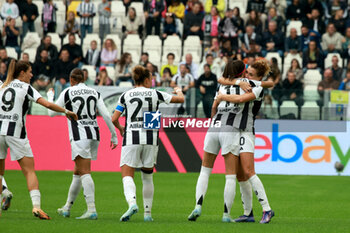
left=1, top=60, right=31, bottom=88
left=251, top=59, right=271, bottom=78
left=104, top=39, right=117, bottom=51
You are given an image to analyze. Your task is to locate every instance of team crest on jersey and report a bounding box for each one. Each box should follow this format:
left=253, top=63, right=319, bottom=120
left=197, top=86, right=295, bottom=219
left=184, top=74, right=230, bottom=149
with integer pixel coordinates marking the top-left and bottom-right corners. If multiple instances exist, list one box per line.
left=143, top=110, right=161, bottom=129
left=12, top=114, right=19, bottom=121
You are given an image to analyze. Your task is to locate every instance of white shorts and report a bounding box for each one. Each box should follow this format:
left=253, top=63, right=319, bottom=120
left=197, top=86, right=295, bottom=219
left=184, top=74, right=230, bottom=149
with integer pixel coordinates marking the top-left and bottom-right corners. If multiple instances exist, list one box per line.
left=71, top=139, right=99, bottom=161
left=120, top=145, right=159, bottom=168
left=0, top=135, right=33, bottom=161
left=203, top=126, right=240, bottom=156
left=238, top=131, right=255, bottom=155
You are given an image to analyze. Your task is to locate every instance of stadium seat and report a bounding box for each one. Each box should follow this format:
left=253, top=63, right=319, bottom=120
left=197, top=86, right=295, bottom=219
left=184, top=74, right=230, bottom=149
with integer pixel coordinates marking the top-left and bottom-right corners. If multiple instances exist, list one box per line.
left=183, top=36, right=202, bottom=60
left=105, top=66, right=116, bottom=82
left=280, top=100, right=299, bottom=118
left=47, top=33, right=62, bottom=51
left=304, top=69, right=322, bottom=86
left=301, top=101, right=320, bottom=120
left=22, top=48, right=37, bottom=63
left=81, top=65, right=97, bottom=82
left=143, top=35, right=162, bottom=58
left=82, top=33, right=101, bottom=55
left=162, top=36, right=182, bottom=63
left=21, top=32, right=41, bottom=51
left=111, top=1, right=126, bottom=32
left=265, top=52, right=282, bottom=71
left=123, top=34, right=142, bottom=61
left=324, top=53, right=342, bottom=69
left=5, top=47, right=18, bottom=59
left=105, top=34, right=122, bottom=58
left=63, top=33, right=81, bottom=46
left=147, top=50, right=161, bottom=66
left=286, top=20, right=302, bottom=37
left=304, top=85, right=320, bottom=101
left=119, top=81, right=133, bottom=87
left=228, top=0, right=246, bottom=14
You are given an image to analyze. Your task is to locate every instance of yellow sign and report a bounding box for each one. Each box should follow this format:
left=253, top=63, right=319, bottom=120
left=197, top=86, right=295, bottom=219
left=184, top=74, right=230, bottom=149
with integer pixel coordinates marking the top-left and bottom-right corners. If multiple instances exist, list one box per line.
left=330, top=91, right=349, bottom=104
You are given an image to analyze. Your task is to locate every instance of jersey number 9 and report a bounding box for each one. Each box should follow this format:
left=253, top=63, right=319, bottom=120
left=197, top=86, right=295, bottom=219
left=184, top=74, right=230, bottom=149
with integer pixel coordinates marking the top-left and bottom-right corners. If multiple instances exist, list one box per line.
left=1, top=88, right=16, bottom=112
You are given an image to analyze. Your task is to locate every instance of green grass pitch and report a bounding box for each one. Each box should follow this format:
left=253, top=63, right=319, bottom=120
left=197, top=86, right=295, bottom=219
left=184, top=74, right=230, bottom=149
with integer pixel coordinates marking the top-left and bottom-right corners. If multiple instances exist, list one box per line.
left=1, top=171, right=350, bottom=233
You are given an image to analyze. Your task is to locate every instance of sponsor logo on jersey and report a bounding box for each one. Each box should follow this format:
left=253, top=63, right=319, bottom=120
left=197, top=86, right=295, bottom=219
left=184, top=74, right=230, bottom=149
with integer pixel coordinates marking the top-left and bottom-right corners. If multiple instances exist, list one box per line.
left=143, top=110, right=161, bottom=129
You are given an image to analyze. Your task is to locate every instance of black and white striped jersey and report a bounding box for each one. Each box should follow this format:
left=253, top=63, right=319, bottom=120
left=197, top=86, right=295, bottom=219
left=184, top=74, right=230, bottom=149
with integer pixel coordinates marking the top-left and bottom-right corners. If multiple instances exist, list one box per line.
left=77, top=1, right=96, bottom=26
left=172, top=73, right=194, bottom=89
left=0, top=79, right=42, bottom=138
left=214, top=78, right=264, bottom=132
left=117, top=87, right=173, bottom=146
left=55, top=83, right=117, bottom=143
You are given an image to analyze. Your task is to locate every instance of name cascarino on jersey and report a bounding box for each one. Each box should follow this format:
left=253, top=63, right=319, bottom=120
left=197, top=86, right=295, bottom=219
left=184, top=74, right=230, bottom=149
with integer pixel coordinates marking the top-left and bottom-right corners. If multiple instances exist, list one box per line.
left=70, top=89, right=97, bottom=96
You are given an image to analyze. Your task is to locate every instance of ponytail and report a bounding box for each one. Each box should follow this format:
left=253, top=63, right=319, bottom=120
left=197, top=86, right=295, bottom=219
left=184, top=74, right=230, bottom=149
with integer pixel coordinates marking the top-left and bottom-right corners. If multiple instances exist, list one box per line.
left=1, top=60, right=16, bottom=88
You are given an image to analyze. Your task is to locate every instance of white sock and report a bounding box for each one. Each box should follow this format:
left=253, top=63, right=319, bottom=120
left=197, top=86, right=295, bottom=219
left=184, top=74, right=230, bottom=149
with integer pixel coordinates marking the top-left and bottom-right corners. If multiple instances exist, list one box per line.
left=224, top=175, right=236, bottom=215
left=248, top=175, right=271, bottom=212
left=29, top=189, right=41, bottom=209
left=81, top=174, right=96, bottom=212
left=2, top=177, right=7, bottom=189
left=195, top=166, right=212, bottom=208
left=141, top=172, right=154, bottom=215
left=64, top=174, right=82, bottom=210
left=122, top=176, right=137, bottom=207
left=239, top=181, right=253, bottom=216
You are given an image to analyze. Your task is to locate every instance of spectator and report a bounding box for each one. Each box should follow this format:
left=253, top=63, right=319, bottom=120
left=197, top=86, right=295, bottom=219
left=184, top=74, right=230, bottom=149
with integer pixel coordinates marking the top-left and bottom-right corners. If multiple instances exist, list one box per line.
left=300, top=24, right=321, bottom=50
left=330, top=9, right=346, bottom=34
left=246, top=0, right=265, bottom=14
left=36, top=35, right=59, bottom=62
left=160, top=67, right=172, bottom=86
left=303, top=8, right=325, bottom=35
left=95, top=66, right=113, bottom=86
left=84, top=40, right=100, bottom=68
left=146, top=62, right=161, bottom=87
left=32, top=49, right=54, bottom=91
left=318, top=68, right=340, bottom=99
left=218, top=8, right=239, bottom=49
left=321, top=23, right=344, bottom=55
left=285, top=27, right=302, bottom=56
left=288, top=58, right=303, bottom=81
left=122, top=7, right=143, bottom=39
left=342, top=27, right=350, bottom=61
left=100, top=38, right=118, bottom=67
left=0, top=61, right=7, bottom=81
left=1, top=0, right=19, bottom=20
left=302, top=40, right=324, bottom=71
left=205, top=37, right=221, bottom=58
left=338, top=69, right=350, bottom=90
left=115, top=52, right=135, bottom=85
left=269, top=57, right=281, bottom=84
left=179, top=53, right=199, bottom=80
left=171, top=63, right=195, bottom=114
left=64, top=11, right=79, bottom=36
left=278, top=71, right=304, bottom=119
left=82, top=68, right=89, bottom=83
left=21, top=52, right=31, bottom=65
left=123, top=0, right=132, bottom=15
left=262, top=20, right=285, bottom=57
left=265, top=0, right=287, bottom=19
left=0, top=47, right=13, bottom=69
left=232, top=7, right=244, bottom=35
left=184, top=2, right=204, bottom=41
left=245, top=10, right=263, bottom=34
left=185, top=0, right=204, bottom=14
left=241, top=25, right=263, bottom=57
left=139, top=52, right=149, bottom=67
left=160, top=53, right=177, bottom=77
left=203, top=6, right=220, bottom=48
left=168, top=0, right=185, bottom=20
left=198, top=53, right=221, bottom=77
left=196, top=64, right=217, bottom=118
left=42, top=0, right=57, bottom=35
left=162, top=12, right=178, bottom=39
left=204, top=0, right=225, bottom=18
left=265, top=7, right=284, bottom=30
left=98, top=0, right=111, bottom=41
left=286, top=0, right=303, bottom=21
left=328, top=55, right=344, bottom=82
left=77, top=0, right=96, bottom=40
left=2, top=18, right=20, bottom=56
left=301, top=0, right=323, bottom=19
left=21, top=0, right=38, bottom=37
left=144, top=0, right=165, bottom=36
left=61, top=33, right=83, bottom=66
left=326, top=0, right=347, bottom=19
left=53, top=49, right=75, bottom=98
